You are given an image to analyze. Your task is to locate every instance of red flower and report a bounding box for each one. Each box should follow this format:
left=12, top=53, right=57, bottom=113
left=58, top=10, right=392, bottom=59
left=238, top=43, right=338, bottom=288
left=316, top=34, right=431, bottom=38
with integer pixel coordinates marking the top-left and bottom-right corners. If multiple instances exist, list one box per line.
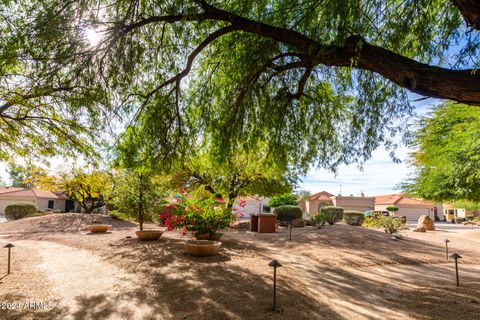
left=215, top=198, right=226, bottom=204
left=182, top=228, right=187, bottom=236
left=179, top=187, right=186, bottom=194
left=239, top=200, right=247, bottom=208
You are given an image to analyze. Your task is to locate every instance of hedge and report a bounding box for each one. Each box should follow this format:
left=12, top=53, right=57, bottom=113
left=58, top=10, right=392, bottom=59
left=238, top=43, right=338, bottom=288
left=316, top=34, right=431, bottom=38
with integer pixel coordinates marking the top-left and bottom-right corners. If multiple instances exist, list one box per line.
left=320, top=206, right=344, bottom=225
left=5, top=203, right=38, bottom=221
left=342, top=210, right=364, bottom=226
left=273, top=205, right=302, bottom=224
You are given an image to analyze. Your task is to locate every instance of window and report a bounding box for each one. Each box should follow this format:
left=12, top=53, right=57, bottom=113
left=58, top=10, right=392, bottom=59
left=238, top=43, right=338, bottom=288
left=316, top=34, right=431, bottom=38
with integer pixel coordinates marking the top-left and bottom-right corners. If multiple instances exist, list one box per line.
left=48, top=200, right=54, bottom=209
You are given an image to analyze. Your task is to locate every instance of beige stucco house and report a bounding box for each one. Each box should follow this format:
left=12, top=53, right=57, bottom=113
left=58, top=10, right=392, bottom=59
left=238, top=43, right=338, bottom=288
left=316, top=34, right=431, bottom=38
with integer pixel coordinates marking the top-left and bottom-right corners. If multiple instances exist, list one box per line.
left=232, top=196, right=269, bottom=219
left=0, top=187, right=74, bottom=214
left=374, top=193, right=442, bottom=221
left=442, top=204, right=477, bottom=221
left=304, top=191, right=375, bottom=217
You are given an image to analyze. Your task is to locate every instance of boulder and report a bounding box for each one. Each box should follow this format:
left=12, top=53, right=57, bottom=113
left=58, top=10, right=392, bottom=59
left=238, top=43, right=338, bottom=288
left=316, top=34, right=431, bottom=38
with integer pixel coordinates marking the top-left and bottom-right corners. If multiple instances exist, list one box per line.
left=417, top=215, right=435, bottom=231
left=413, top=227, right=426, bottom=232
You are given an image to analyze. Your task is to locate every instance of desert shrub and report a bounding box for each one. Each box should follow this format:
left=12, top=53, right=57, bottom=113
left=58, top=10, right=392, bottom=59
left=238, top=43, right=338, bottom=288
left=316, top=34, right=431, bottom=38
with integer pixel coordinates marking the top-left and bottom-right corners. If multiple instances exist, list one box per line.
left=454, top=217, right=467, bottom=224
left=108, top=210, right=129, bottom=221
left=268, top=194, right=298, bottom=207
left=320, top=206, right=344, bottom=225
left=473, top=216, right=480, bottom=222
left=273, top=205, right=302, bottom=224
left=362, top=215, right=378, bottom=228
left=342, top=210, right=364, bottom=226
left=5, top=203, right=38, bottom=221
left=310, top=213, right=328, bottom=228
left=42, top=208, right=54, bottom=213
left=377, top=216, right=403, bottom=235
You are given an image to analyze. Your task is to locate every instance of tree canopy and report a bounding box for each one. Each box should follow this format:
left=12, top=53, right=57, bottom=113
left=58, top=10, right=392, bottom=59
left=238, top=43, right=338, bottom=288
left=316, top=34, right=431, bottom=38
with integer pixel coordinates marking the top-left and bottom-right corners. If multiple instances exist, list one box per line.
left=1, top=0, right=479, bottom=170
left=403, top=102, right=480, bottom=202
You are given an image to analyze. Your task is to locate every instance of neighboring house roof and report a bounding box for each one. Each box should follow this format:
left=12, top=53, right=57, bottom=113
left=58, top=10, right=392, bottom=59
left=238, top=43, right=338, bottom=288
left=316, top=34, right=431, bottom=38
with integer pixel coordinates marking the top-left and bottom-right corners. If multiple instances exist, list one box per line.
left=308, top=191, right=334, bottom=201
left=0, top=186, right=65, bottom=199
left=375, top=193, right=432, bottom=206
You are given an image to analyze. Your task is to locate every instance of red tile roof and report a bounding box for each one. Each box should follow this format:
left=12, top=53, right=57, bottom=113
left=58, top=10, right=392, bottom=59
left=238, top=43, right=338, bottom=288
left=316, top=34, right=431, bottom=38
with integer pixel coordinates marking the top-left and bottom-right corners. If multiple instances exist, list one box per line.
left=308, top=191, right=334, bottom=201
left=375, top=193, right=433, bottom=206
left=0, top=187, right=65, bottom=199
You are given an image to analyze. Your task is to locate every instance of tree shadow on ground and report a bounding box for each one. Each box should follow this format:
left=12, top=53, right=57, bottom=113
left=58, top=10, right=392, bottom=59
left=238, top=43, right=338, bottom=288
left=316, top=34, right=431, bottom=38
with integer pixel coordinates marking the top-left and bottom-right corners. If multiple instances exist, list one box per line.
left=70, top=236, right=341, bottom=319
left=0, top=293, right=68, bottom=320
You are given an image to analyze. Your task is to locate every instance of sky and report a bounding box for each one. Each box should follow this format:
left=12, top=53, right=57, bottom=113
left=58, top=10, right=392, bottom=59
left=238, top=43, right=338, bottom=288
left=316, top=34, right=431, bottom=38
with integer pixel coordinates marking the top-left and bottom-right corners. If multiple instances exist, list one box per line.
left=298, top=95, right=439, bottom=197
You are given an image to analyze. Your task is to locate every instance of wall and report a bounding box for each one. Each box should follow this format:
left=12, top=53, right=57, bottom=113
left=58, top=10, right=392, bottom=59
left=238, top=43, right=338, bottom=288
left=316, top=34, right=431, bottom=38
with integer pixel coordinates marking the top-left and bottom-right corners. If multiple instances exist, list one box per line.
left=332, top=197, right=375, bottom=212
left=0, top=198, right=36, bottom=214
left=36, top=198, right=66, bottom=212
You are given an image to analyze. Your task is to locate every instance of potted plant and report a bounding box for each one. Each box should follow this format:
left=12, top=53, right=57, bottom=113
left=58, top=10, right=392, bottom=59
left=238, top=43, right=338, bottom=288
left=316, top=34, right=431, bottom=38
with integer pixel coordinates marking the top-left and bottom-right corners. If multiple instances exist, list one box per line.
left=160, top=190, right=236, bottom=241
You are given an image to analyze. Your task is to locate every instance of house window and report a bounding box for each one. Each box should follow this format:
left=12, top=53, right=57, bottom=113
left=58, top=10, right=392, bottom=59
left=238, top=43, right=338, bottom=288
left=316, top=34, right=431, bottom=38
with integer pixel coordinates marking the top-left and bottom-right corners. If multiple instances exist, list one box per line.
left=48, top=200, right=54, bottom=209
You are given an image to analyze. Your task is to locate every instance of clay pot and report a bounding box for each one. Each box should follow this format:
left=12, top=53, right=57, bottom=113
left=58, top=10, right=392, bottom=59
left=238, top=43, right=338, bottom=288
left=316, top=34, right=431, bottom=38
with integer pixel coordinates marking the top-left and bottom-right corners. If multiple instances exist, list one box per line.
left=86, top=224, right=112, bottom=233
left=183, top=240, right=221, bottom=256
left=135, top=230, right=164, bottom=241
left=194, top=232, right=223, bottom=241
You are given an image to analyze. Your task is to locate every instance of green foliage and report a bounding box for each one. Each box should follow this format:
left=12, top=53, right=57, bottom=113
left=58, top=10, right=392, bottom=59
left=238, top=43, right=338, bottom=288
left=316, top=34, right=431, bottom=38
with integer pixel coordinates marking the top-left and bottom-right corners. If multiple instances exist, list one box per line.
left=160, top=191, right=234, bottom=237
left=320, top=206, right=344, bottom=225
left=268, top=194, right=298, bottom=208
left=273, top=205, right=302, bottom=223
left=309, top=214, right=328, bottom=229
left=7, top=162, right=56, bottom=189
left=386, top=206, right=399, bottom=213
left=403, top=102, right=480, bottom=202
left=362, top=215, right=402, bottom=235
left=342, top=210, right=364, bottom=226
left=5, top=203, right=37, bottom=220
left=61, top=169, right=112, bottom=214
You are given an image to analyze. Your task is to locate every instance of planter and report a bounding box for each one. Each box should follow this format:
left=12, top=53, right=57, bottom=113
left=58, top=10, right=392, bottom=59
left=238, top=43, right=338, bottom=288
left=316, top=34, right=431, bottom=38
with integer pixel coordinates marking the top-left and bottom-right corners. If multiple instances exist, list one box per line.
left=135, top=230, right=164, bottom=241
left=86, top=224, right=112, bottom=233
left=194, top=232, right=223, bottom=241
left=135, top=230, right=163, bottom=241
left=183, top=240, right=221, bottom=256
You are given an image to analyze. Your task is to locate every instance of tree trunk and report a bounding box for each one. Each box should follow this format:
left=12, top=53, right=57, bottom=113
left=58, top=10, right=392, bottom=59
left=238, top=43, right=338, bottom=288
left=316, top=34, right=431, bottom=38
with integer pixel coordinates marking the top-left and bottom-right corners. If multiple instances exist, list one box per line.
left=138, top=174, right=144, bottom=231
left=451, top=0, right=480, bottom=30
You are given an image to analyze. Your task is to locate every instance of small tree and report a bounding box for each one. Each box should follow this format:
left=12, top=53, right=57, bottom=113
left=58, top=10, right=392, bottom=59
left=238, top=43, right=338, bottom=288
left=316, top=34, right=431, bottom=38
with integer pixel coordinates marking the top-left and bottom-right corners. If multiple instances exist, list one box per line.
left=320, top=206, right=344, bottom=225
left=268, top=194, right=298, bottom=208
left=386, top=205, right=399, bottom=216
left=273, top=205, right=302, bottom=224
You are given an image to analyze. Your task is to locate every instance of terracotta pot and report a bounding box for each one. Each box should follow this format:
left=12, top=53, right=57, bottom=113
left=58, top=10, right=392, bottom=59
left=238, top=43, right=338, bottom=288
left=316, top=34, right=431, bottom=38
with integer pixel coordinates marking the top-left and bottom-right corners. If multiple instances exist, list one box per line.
left=135, top=230, right=164, bottom=241
left=86, top=224, right=112, bottom=233
left=194, top=232, right=223, bottom=241
left=183, top=240, right=221, bottom=256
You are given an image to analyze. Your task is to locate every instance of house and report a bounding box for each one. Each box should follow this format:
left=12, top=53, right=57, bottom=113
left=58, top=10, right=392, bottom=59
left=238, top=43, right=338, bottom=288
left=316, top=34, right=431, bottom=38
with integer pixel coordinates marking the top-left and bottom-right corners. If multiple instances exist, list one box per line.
left=0, top=187, right=75, bottom=214
left=442, top=204, right=477, bottom=221
left=305, top=191, right=375, bottom=217
left=232, top=196, right=269, bottom=220
left=374, top=193, right=442, bottom=221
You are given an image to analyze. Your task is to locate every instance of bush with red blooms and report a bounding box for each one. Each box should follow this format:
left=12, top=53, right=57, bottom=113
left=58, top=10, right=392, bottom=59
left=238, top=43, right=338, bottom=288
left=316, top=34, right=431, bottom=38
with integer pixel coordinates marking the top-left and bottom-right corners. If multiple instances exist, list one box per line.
left=159, top=190, right=237, bottom=237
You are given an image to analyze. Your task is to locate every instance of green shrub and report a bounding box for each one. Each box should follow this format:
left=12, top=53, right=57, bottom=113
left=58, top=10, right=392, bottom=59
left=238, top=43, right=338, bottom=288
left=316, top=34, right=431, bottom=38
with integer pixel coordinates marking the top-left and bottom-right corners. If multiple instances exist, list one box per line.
left=310, top=213, right=327, bottom=228
left=320, top=206, right=344, bottom=225
left=273, top=205, right=302, bottom=224
left=393, top=216, right=407, bottom=224
left=362, top=215, right=378, bottom=228
left=342, top=210, right=364, bottom=226
left=386, top=205, right=399, bottom=214
left=5, top=203, right=38, bottom=221
left=268, top=194, right=298, bottom=208
left=377, top=216, right=403, bottom=235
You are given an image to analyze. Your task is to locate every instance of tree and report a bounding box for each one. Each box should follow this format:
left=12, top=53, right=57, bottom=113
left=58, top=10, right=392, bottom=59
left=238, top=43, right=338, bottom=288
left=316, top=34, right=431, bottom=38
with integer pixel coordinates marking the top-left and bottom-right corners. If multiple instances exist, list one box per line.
left=386, top=205, right=399, bottom=215
left=112, top=127, right=166, bottom=230
left=2, top=1, right=480, bottom=171
left=7, top=162, right=56, bottom=189
left=403, top=102, right=480, bottom=202
left=268, top=194, right=298, bottom=208
left=60, top=169, right=112, bottom=213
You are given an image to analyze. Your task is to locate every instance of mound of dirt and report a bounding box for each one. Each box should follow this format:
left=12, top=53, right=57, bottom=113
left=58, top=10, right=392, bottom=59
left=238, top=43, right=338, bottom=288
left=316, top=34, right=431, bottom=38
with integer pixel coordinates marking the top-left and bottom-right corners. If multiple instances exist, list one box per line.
left=0, top=213, right=136, bottom=234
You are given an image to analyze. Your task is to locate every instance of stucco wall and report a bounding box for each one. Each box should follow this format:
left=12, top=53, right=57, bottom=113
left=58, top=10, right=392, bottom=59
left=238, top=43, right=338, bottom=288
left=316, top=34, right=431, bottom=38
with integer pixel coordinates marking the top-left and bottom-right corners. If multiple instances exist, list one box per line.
left=332, top=197, right=375, bottom=212
left=36, top=198, right=66, bottom=212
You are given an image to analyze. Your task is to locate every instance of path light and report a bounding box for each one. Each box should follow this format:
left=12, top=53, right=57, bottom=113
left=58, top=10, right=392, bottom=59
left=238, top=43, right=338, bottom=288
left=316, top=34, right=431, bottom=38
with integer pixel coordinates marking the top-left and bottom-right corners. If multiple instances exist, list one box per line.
left=444, top=239, right=450, bottom=260
left=449, top=253, right=462, bottom=286
left=268, top=259, right=282, bottom=311
left=288, top=222, right=292, bottom=241
left=3, top=243, right=14, bottom=274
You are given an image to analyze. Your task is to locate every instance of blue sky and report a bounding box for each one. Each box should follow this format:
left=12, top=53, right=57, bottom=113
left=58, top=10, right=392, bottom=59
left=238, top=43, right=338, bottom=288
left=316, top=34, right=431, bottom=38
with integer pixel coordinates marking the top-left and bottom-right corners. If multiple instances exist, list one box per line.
left=298, top=94, right=439, bottom=197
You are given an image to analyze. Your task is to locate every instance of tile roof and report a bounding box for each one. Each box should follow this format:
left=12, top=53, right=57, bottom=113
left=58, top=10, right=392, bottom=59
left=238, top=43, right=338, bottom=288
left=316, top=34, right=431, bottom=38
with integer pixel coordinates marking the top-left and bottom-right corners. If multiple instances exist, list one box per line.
left=375, top=193, right=433, bottom=206
left=0, top=186, right=65, bottom=199
left=308, top=191, right=334, bottom=201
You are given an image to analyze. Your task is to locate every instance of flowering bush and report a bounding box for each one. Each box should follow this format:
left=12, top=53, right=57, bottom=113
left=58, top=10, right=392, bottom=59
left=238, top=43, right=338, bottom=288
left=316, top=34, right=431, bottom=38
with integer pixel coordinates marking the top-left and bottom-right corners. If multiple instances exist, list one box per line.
left=159, top=191, right=236, bottom=237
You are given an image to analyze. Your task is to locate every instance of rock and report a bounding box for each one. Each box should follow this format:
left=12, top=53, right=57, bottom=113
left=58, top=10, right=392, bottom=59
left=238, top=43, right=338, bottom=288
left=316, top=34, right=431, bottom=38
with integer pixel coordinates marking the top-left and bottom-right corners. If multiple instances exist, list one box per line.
left=417, top=215, right=435, bottom=231
left=292, top=218, right=305, bottom=228
left=413, top=227, right=426, bottom=232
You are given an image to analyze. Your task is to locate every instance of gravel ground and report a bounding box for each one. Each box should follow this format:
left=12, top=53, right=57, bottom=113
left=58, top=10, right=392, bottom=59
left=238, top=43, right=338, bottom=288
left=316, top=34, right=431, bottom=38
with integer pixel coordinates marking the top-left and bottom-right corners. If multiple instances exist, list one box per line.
left=0, top=214, right=479, bottom=319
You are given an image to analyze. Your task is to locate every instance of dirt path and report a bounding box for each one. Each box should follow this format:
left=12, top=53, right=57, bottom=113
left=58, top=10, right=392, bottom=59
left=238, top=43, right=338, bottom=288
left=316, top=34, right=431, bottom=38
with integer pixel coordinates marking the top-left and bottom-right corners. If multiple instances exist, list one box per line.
left=2, top=240, right=157, bottom=320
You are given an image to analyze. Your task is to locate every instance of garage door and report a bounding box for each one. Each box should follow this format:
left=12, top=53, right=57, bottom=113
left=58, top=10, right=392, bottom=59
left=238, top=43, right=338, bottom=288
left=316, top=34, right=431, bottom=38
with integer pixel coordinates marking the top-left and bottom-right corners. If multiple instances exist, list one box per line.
left=0, top=199, right=36, bottom=214
left=397, top=207, right=431, bottom=221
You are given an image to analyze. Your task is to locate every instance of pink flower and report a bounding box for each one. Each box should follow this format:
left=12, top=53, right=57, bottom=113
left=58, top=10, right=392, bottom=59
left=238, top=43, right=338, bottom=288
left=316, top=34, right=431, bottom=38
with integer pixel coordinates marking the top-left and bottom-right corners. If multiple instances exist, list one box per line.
left=182, top=228, right=187, bottom=236
left=179, top=187, right=186, bottom=194
left=233, top=207, right=238, bottom=211
left=215, top=198, right=226, bottom=204
left=239, top=200, right=247, bottom=208
left=240, top=213, right=245, bottom=218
